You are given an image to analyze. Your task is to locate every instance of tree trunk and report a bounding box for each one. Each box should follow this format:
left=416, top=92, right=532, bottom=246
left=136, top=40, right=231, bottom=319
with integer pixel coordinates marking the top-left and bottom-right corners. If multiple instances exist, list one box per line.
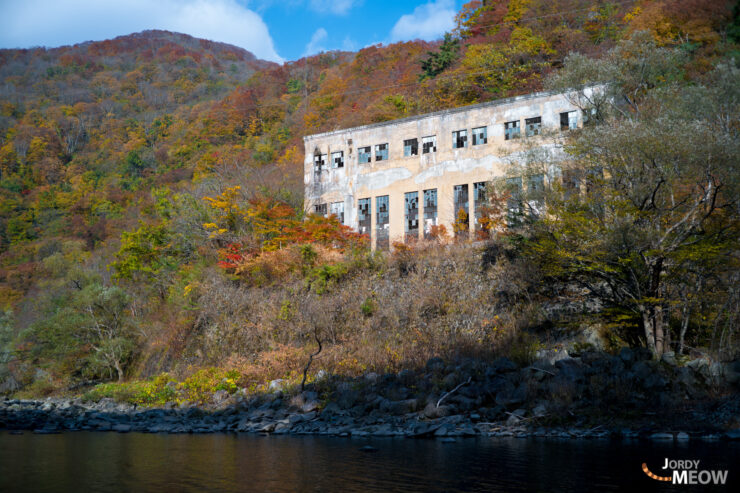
left=642, top=306, right=666, bottom=358
left=115, top=360, right=124, bottom=382
left=643, top=308, right=657, bottom=356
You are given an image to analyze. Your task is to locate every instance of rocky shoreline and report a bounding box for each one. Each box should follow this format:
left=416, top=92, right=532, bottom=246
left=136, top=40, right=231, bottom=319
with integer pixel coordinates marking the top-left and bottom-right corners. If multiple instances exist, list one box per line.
left=2, top=348, right=739, bottom=441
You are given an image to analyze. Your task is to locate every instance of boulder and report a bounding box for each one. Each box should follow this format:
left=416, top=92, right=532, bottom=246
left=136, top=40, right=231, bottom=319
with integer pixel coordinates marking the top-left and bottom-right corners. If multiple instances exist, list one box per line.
left=422, top=402, right=450, bottom=419
left=532, top=403, right=547, bottom=418
left=425, top=357, right=445, bottom=373
left=491, top=357, right=518, bottom=373
left=661, top=352, right=677, bottom=366
left=535, top=348, right=570, bottom=366
left=268, top=379, right=285, bottom=392
left=212, top=390, right=230, bottom=404
left=335, top=389, right=360, bottom=410
left=506, top=409, right=526, bottom=426
left=495, top=383, right=527, bottom=408
left=301, top=400, right=321, bottom=413
left=722, top=360, right=740, bottom=386
left=387, top=399, right=418, bottom=415
left=364, top=372, right=379, bottom=384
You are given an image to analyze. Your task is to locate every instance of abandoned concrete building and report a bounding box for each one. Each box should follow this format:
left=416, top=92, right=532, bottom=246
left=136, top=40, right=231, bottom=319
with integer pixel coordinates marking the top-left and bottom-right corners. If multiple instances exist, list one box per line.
left=304, top=88, right=595, bottom=249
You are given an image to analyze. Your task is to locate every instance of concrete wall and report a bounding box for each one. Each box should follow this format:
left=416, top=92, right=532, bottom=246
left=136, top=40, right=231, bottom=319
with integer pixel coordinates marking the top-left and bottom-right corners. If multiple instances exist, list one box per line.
left=303, top=88, right=594, bottom=248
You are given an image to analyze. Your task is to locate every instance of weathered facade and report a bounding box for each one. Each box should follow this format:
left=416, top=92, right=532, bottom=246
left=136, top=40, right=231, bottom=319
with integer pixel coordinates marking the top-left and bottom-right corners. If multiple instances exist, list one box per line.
left=304, top=88, right=595, bottom=248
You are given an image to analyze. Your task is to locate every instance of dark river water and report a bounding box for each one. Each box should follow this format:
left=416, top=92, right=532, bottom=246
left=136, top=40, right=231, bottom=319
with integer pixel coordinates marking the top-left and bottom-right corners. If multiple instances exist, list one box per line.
left=0, top=432, right=737, bottom=492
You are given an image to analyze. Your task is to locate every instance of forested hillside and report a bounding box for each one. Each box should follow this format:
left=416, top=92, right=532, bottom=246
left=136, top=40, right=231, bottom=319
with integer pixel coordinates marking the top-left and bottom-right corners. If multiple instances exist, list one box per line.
left=0, top=0, right=738, bottom=399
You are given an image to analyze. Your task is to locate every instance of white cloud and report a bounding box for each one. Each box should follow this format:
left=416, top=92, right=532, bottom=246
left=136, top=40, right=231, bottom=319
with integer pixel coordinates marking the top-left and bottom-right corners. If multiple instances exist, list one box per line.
left=304, top=27, right=328, bottom=56
left=0, top=0, right=283, bottom=62
left=341, top=37, right=357, bottom=51
left=308, top=0, right=361, bottom=15
left=389, top=0, right=456, bottom=43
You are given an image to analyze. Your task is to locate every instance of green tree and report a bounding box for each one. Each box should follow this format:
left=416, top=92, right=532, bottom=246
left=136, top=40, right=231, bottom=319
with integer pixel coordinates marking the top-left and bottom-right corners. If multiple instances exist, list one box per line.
left=420, top=33, right=460, bottom=79
left=523, top=37, right=739, bottom=358
left=110, top=223, right=179, bottom=298
left=30, top=281, right=137, bottom=381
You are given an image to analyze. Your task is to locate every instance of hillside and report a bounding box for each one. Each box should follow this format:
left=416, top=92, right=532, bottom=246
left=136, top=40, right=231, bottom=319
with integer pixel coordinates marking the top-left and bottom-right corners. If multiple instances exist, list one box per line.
left=0, top=0, right=738, bottom=401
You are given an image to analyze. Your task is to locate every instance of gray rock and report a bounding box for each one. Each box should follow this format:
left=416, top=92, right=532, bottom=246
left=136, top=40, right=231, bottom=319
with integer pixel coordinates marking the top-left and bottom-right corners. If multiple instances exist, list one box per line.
left=535, top=348, right=570, bottom=366
left=722, top=360, right=740, bottom=385
left=301, top=400, right=321, bottom=413
left=422, top=402, right=450, bottom=419
left=397, top=369, right=415, bottom=385
left=372, top=424, right=395, bottom=436
left=495, top=383, right=527, bottom=408
left=273, top=421, right=291, bottom=434
left=407, top=422, right=440, bottom=438
left=335, top=389, right=360, bottom=410
left=388, top=399, right=418, bottom=415
left=506, top=408, right=526, bottom=426
left=554, top=359, right=586, bottom=382
left=259, top=422, right=276, bottom=433
left=686, top=358, right=710, bottom=374
left=676, top=432, right=689, bottom=441
left=212, top=390, right=230, bottom=404
left=268, top=379, right=285, bottom=392
left=442, top=373, right=459, bottom=389
left=650, top=432, right=673, bottom=441
left=661, top=352, right=677, bottom=366
left=426, top=357, right=445, bottom=372
left=532, top=404, right=547, bottom=418
left=364, top=372, right=379, bottom=384
left=491, top=357, right=518, bottom=373
left=619, top=347, right=634, bottom=364
left=112, top=424, right=131, bottom=433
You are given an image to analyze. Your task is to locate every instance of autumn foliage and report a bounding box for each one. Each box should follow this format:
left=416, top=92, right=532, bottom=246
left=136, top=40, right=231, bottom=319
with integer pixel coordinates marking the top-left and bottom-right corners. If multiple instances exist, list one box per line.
left=0, top=2, right=736, bottom=391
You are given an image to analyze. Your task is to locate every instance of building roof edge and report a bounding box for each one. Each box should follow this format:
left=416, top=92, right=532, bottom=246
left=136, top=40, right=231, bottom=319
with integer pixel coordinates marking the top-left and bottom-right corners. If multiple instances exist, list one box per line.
left=302, top=84, right=602, bottom=142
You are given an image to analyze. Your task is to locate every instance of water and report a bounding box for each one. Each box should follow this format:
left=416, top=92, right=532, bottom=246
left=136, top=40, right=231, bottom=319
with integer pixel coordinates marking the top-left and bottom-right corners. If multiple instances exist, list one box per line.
left=0, top=432, right=737, bottom=492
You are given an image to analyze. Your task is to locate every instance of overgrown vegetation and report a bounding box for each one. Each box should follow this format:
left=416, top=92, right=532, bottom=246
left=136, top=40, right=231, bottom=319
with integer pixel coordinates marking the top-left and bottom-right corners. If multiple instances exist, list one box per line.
left=0, top=1, right=738, bottom=399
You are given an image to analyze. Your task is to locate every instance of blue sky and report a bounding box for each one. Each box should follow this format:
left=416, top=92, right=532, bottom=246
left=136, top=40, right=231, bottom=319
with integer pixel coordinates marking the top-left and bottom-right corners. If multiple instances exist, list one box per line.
left=0, top=0, right=465, bottom=63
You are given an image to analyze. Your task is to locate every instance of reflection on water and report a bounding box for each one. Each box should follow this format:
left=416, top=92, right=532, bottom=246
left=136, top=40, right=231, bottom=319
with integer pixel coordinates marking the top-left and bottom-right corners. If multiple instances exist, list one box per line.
left=0, top=432, right=737, bottom=492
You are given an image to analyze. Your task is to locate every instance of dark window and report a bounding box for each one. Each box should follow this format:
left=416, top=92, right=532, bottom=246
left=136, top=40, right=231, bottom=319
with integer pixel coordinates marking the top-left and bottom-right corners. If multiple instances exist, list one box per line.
left=314, top=203, right=327, bottom=217
left=472, top=126, right=487, bottom=145
left=375, top=143, right=388, bottom=161
left=358, top=198, right=371, bottom=236
left=506, top=177, right=522, bottom=226
left=528, top=174, right=545, bottom=218
left=404, top=138, right=418, bottom=157
left=422, top=135, right=437, bottom=154
left=423, top=189, right=438, bottom=239
left=313, top=153, right=326, bottom=173
left=474, top=181, right=487, bottom=230
left=376, top=195, right=389, bottom=250
left=403, top=139, right=419, bottom=157
left=404, top=191, right=419, bottom=243
left=504, top=120, right=520, bottom=140
left=525, top=117, right=541, bottom=137
left=452, top=130, right=467, bottom=149
left=358, top=146, right=371, bottom=163
left=330, top=202, right=344, bottom=224
left=528, top=174, right=545, bottom=193
left=560, top=111, right=578, bottom=131
left=331, top=151, right=344, bottom=168
left=453, top=184, right=469, bottom=238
